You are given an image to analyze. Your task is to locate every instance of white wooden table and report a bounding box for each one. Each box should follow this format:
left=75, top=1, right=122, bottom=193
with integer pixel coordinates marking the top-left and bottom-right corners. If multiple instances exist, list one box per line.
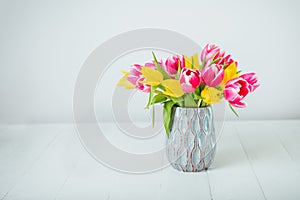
left=0, top=121, right=299, bottom=200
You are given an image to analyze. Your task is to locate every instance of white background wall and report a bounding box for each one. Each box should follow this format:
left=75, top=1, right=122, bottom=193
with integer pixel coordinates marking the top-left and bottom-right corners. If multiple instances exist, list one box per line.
left=0, top=0, right=299, bottom=123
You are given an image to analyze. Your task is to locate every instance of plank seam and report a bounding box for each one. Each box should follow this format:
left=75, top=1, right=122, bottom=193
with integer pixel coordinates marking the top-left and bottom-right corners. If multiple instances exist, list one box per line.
left=236, top=129, right=268, bottom=200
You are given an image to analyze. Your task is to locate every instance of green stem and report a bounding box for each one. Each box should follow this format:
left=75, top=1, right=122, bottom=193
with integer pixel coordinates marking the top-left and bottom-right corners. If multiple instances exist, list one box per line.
left=152, top=104, right=155, bottom=127
left=197, top=99, right=202, bottom=107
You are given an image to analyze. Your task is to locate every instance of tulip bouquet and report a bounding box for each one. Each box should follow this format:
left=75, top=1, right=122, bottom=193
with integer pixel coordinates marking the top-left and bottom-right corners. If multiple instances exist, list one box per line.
left=117, top=44, right=260, bottom=135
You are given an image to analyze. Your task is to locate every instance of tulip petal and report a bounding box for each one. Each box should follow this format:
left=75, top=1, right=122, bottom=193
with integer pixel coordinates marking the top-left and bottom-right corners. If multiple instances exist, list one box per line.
left=231, top=101, right=247, bottom=108
left=211, top=69, right=224, bottom=87
left=180, top=68, right=201, bottom=93
left=180, top=83, right=195, bottom=93
left=201, top=87, right=223, bottom=104
left=222, top=62, right=238, bottom=86
left=184, top=53, right=200, bottom=69
left=161, top=79, right=184, bottom=98
left=165, top=56, right=181, bottom=77
left=240, top=72, right=260, bottom=92
left=116, top=71, right=135, bottom=89
left=224, top=87, right=238, bottom=101
left=189, top=73, right=201, bottom=87
left=202, top=67, right=214, bottom=84
left=140, top=67, right=163, bottom=86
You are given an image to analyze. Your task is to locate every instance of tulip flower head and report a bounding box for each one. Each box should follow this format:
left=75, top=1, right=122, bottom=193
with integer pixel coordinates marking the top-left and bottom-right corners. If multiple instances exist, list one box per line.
left=201, top=64, right=224, bottom=87
left=180, top=67, right=201, bottom=93
left=224, top=77, right=251, bottom=108
left=164, top=55, right=185, bottom=78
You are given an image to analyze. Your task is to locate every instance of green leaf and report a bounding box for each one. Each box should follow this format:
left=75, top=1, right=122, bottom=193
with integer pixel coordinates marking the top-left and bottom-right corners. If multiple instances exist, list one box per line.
left=200, top=56, right=206, bottom=70
left=183, top=93, right=197, bottom=107
left=199, top=83, right=205, bottom=92
left=152, top=52, right=171, bottom=79
left=152, top=94, right=168, bottom=104
left=229, top=103, right=239, bottom=117
left=163, top=101, right=175, bottom=137
left=195, top=85, right=206, bottom=108
left=175, top=61, right=181, bottom=80
left=145, top=86, right=155, bottom=109
left=170, top=96, right=184, bottom=107
left=194, top=87, right=201, bottom=99
left=192, top=56, right=194, bottom=68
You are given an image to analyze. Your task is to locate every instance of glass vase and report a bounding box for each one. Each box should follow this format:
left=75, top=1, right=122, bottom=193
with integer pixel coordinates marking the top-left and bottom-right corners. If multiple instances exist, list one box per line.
left=166, top=106, right=216, bottom=172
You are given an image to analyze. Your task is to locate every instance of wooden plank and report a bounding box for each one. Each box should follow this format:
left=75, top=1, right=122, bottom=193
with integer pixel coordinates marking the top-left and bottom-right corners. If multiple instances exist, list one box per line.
left=109, top=170, right=162, bottom=200
left=276, top=120, right=300, bottom=168
left=1, top=121, right=300, bottom=199
left=159, top=167, right=212, bottom=200
left=59, top=122, right=211, bottom=200
left=236, top=121, right=300, bottom=200
left=207, top=122, right=266, bottom=200
left=0, top=124, right=64, bottom=199
left=55, top=153, right=114, bottom=200
left=58, top=123, right=163, bottom=200
left=2, top=124, right=79, bottom=200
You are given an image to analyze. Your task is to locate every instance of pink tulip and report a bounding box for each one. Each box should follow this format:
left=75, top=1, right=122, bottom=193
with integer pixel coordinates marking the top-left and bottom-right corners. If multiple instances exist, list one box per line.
left=127, top=64, right=152, bottom=93
left=144, top=61, right=160, bottom=69
left=224, top=77, right=251, bottom=108
left=179, top=67, right=201, bottom=93
left=201, top=44, right=220, bottom=64
left=213, top=51, right=225, bottom=64
left=201, top=64, right=224, bottom=87
left=164, top=55, right=185, bottom=78
left=212, top=50, right=238, bottom=69
left=240, top=73, right=260, bottom=92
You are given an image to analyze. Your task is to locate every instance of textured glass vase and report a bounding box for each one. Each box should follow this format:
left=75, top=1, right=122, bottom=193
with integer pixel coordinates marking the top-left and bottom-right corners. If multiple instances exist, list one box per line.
left=166, top=106, right=216, bottom=172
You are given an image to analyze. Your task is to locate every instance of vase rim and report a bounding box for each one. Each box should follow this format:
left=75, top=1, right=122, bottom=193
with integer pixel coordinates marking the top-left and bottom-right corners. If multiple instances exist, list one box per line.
left=174, top=106, right=211, bottom=110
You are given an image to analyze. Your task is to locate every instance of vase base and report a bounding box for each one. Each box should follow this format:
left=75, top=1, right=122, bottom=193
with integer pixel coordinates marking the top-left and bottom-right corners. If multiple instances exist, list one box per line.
left=171, top=169, right=209, bottom=173
left=169, top=162, right=212, bottom=172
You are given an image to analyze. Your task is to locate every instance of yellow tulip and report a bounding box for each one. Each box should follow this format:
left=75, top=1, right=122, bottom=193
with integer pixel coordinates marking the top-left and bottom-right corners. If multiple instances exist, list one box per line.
left=201, top=87, right=223, bottom=104
left=161, top=79, right=184, bottom=98
left=184, top=53, right=200, bottom=69
left=222, top=62, right=238, bottom=87
left=140, top=67, right=184, bottom=98
left=140, top=67, right=163, bottom=86
left=116, top=71, right=135, bottom=89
